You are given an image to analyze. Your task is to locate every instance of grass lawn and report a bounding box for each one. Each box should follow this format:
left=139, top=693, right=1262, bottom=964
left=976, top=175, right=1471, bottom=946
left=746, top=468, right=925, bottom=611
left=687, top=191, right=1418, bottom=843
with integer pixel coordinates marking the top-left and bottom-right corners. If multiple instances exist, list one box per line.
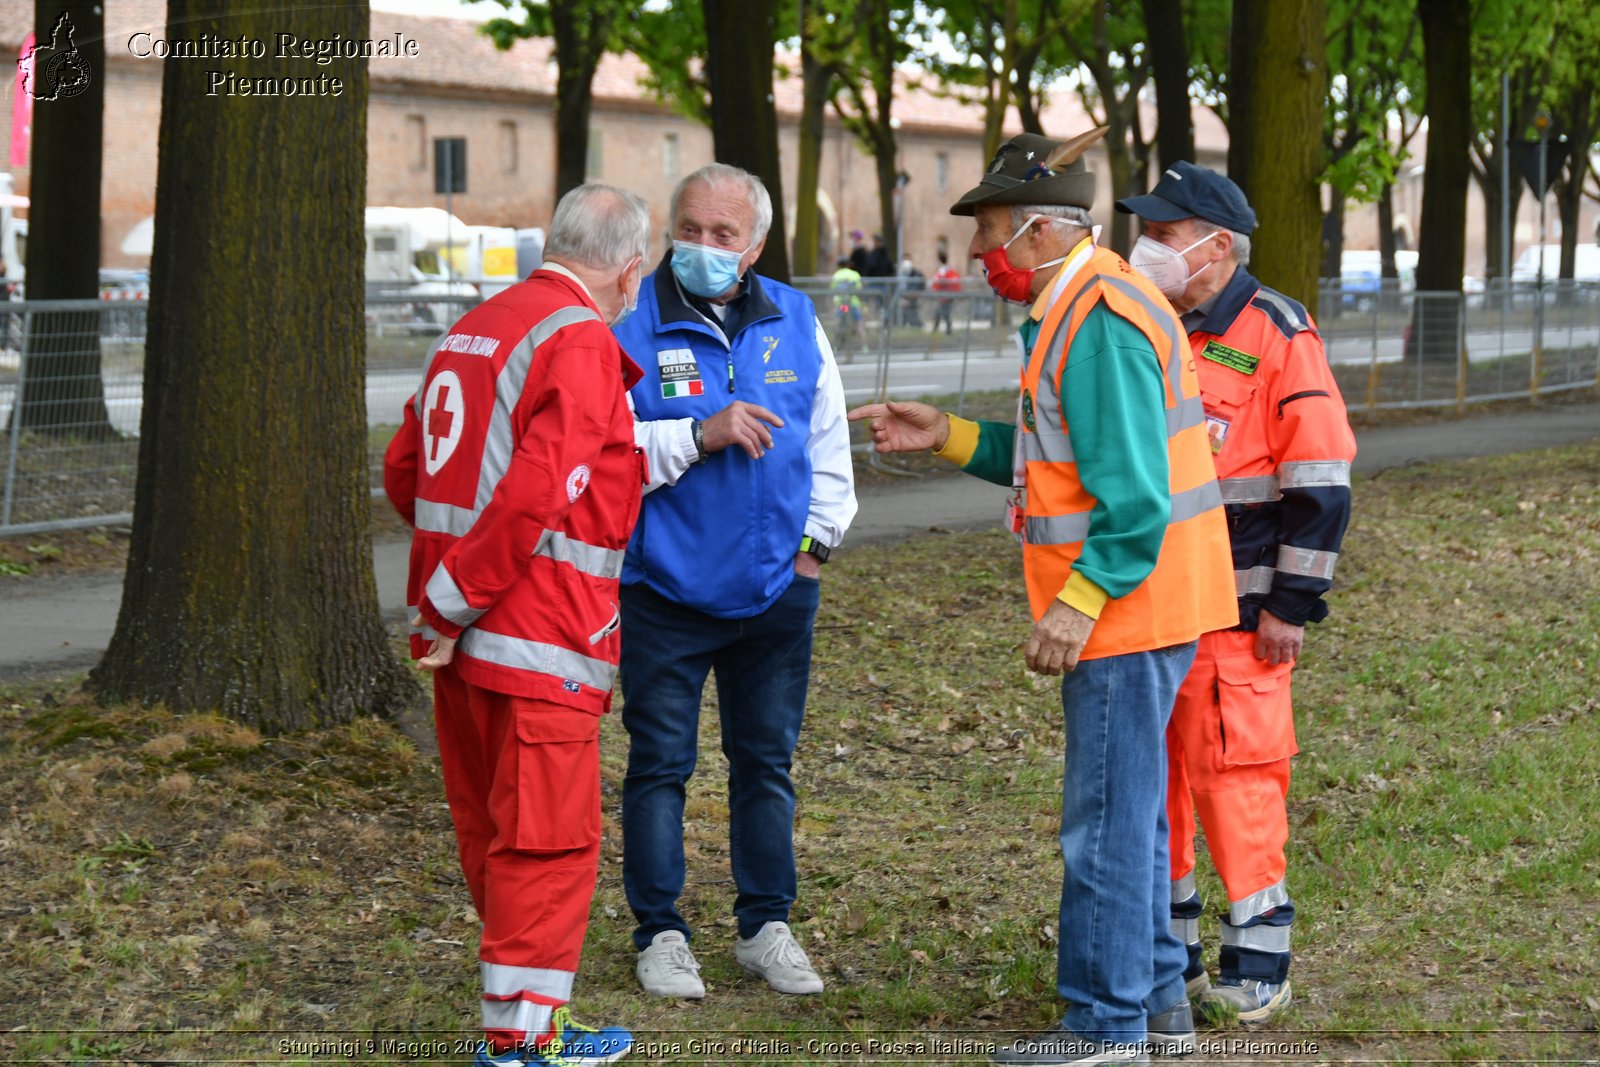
left=1, top=442, right=1598, bottom=1064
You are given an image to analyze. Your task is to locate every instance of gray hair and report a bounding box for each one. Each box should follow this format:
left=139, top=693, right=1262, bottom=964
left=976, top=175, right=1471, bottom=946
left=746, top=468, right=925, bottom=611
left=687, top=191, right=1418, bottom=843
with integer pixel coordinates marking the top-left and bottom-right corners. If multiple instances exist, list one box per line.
left=1009, top=204, right=1095, bottom=238
left=543, top=183, right=652, bottom=271
left=1195, top=220, right=1251, bottom=268
left=670, top=163, right=773, bottom=243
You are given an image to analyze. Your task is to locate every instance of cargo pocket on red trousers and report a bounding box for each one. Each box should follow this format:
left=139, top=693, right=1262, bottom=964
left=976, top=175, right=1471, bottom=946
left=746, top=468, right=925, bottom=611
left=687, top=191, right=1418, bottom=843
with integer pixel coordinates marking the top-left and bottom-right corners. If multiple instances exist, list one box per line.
left=1216, top=654, right=1298, bottom=768
left=513, top=707, right=602, bottom=853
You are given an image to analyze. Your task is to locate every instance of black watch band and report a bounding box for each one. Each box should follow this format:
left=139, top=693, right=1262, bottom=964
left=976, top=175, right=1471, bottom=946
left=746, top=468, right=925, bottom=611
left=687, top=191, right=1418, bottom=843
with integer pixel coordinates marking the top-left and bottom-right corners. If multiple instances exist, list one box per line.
left=690, top=419, right=708, bottom=463
left=799, top=535, right=831, bottom=563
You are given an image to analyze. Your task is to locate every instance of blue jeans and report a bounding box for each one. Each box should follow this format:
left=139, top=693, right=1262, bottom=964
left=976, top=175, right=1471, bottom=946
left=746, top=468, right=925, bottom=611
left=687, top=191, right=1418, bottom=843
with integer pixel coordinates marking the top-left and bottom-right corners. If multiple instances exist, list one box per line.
left=1057, top=642, right=1196, bottom=1044
left=619, top=578, right=820, bottom=949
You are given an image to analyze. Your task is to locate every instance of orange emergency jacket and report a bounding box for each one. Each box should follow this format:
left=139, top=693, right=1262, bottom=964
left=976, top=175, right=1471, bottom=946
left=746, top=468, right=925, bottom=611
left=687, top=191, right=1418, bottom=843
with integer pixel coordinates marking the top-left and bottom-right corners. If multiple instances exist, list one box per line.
left=1020, top=246, right=1238, bottom=659
left=1184, top=269, right=1356, bottom=629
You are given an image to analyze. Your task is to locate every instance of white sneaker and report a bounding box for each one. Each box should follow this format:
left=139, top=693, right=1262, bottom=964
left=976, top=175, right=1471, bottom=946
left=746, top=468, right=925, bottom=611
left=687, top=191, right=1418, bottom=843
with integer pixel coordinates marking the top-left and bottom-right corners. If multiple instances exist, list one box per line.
left=734, top=921, right=824, bottom=995
left=636, top=930, right=705, bottom=999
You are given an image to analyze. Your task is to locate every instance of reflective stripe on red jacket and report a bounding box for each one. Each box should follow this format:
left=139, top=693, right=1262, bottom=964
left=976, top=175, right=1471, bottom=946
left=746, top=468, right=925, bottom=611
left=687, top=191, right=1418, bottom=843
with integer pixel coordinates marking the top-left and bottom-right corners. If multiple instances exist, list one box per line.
left=384, top=270, right=646, bottom=710
left=1185, top=268, right=1356, bottom=629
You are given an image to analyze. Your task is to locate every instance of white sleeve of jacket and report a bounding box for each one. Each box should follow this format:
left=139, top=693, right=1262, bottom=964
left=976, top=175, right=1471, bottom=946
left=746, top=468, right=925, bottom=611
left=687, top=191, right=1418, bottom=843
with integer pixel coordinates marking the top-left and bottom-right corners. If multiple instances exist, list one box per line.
left=805, top=316, right=859, bottom=548
left=629, top=392, right=699, bottom=495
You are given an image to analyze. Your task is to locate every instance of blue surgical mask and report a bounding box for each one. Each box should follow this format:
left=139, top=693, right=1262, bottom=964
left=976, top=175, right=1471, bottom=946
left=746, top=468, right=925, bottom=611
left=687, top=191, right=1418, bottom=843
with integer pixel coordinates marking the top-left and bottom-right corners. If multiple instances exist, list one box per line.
left=671, top=239, right=749, bottom=298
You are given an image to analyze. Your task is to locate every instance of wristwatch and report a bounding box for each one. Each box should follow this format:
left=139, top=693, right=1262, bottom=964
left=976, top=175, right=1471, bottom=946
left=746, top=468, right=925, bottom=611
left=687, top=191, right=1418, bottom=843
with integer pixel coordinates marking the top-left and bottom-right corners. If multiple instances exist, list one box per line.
left=798, top=535, right=831, bottom=563
left=690, top=419, right=708, bottom=463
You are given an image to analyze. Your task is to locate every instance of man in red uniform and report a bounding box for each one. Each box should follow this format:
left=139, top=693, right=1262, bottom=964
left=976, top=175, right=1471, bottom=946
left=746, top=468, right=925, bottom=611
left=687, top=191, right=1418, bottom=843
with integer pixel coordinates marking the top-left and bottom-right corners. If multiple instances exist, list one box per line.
left=384, top=183, right=651, bottom=1066
left=1117, top=163, right=1356, bottom=1024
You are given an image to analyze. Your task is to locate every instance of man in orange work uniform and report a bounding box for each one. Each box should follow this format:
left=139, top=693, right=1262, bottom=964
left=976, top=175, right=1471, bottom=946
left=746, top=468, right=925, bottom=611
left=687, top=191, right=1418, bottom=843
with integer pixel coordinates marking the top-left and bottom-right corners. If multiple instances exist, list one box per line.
left=1117, top=163, right=1356, bottom=1024
left=384, top=183, right=651, bottom=1066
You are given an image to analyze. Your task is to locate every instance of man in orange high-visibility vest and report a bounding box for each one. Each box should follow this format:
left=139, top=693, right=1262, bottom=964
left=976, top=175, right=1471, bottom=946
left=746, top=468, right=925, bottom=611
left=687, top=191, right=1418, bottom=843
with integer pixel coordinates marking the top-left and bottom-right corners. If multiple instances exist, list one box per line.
left=1118, top=163, right=1356, bottom=1025
left=852, top=130, right=1238, bottom=1067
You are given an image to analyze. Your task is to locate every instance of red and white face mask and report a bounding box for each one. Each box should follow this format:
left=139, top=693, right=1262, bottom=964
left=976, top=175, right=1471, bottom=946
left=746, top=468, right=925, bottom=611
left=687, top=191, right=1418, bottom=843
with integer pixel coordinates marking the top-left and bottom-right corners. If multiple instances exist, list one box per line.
left=977, top=213, right=1069, bottom=305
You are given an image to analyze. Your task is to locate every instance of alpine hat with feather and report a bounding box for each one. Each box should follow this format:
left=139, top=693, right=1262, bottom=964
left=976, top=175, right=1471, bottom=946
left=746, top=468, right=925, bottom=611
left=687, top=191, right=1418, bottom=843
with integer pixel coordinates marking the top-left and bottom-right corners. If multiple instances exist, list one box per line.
left=949, top=127, right=1110, bottom=216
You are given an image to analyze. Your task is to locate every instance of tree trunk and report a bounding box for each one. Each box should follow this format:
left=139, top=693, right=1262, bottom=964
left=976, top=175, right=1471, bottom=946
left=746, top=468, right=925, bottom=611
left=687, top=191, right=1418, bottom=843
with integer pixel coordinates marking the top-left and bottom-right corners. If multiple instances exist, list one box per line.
left=791, top=0, right=828, bottom=278
left=1409, top=0, right=1472, bottom=361
left=14, top=1, right=113, bottom=438
left=1322, top=185, right=1345, bottom=293
left=1231, top=0, right=1325, bottom=302
left=89, top=0, right=414, bottom=732
left=1554, top=84, right=1596, bottom=286
left=1378, top=179, right=1398, bottom=278
left=550, top=5, right=604, bottom=201
left=1226, top=0, right=1262, bottom=194
left=1143, top=0, right=1194, bottom=172
left=704, top=0, right=791, bottom=282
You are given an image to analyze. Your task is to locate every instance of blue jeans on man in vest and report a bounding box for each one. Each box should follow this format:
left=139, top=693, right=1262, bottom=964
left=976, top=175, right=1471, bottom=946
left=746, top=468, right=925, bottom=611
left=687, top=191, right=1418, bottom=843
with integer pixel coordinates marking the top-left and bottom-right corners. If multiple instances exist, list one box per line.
left=1056, top=642, right=1196, bottom=1044
left=620, top=577, right=821, bottom=949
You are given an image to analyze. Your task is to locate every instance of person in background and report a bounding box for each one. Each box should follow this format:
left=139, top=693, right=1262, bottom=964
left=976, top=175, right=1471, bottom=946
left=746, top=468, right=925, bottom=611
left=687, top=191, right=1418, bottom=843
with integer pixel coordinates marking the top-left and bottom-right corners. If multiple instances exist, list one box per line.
left=830, top=256, right=867, bottom=356
left=929, top=249, right=962, bottom=336
left=898, top=255, right=925, bottom=328
left=612, top=163, right=857, bottom=1003
left=850, top=128, right=1237, bottom=1067
left=1116, top=161, right=1356, bottom=1025
left=384, top=183, right=651, bottom=1067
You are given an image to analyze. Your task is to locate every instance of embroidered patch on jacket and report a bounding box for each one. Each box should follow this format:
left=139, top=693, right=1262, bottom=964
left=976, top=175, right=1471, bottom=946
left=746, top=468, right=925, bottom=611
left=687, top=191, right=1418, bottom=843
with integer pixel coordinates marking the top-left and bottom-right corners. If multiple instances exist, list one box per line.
left=1200, top=340, right=1260, bottom=375
left=657, top=349, right=704, bottom=398
left=765, top=368, right=798, bottom=385
left=565, top=464, right=591, bottom=503
left=1021, top=390, right=1037, bottom=432
left=761, top=336, right=781, bottom=363
left=421, top=370, right=465, bottom=476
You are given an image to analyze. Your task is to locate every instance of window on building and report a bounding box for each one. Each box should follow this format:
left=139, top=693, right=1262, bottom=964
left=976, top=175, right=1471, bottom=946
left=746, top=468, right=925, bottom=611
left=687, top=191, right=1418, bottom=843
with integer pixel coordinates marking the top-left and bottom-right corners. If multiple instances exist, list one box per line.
left=408, top=115, right=427, bottom=171
left=586, top=129, right=603, bottom=179
left=936, top=151, right=949, bottom=194
left=499, top=120, right=518, bottom=174
left=663, top=132, right=681, bottom=181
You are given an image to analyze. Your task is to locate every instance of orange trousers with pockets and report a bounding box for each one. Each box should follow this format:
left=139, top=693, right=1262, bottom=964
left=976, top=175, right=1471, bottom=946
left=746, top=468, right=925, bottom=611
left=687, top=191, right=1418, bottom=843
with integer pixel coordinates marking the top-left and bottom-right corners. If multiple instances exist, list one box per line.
left=433, top=667, right=602, bottom=1049
left=1165, top=629, right=1295, bottom=902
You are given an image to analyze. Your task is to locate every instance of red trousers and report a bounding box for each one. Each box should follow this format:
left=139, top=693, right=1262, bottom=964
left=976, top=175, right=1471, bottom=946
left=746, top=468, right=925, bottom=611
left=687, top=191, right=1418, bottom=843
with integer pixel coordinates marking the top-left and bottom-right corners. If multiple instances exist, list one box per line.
left=433, top=668, right=602, bottom=1050
left=1166, top=629, right=1296, bottom=906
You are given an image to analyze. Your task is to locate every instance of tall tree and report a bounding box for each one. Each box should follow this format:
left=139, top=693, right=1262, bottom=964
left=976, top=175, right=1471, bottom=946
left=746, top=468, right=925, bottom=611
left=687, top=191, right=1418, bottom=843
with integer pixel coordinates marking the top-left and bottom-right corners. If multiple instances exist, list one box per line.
left=792, top=0, right=838, bottom=277
left=1143, top=0, right=1195, bottom=172
left=1411, top=0, right=1472, bottom=359
left=1061, top=1, right=1151, bottom=255
left=483, top=1, right=641, bottom=201
left=1228, top=0, right=1326, bottom=302
left=825, top=0, right=919, bottom=260
left=89, top=1, right=413, bottom=731
left=14, top=2, right=112, bottom=437
left=1546, top=2, right=1600, bottom=282
left=1225, top=0, right=1263, bottom=191
left=703, top=0, right=791, bottom=282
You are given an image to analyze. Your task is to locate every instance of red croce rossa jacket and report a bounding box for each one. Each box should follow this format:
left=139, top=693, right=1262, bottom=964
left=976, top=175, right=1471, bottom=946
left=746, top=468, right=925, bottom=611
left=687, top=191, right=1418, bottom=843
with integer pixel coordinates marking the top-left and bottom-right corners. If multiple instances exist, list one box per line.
left=384, top=270, right=646, bottom=713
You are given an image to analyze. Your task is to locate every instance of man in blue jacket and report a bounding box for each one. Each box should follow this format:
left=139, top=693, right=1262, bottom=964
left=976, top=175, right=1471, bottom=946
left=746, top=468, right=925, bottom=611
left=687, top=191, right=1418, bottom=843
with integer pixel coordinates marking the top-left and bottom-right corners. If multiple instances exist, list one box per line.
left=612, top=163, right=858, bottom=1001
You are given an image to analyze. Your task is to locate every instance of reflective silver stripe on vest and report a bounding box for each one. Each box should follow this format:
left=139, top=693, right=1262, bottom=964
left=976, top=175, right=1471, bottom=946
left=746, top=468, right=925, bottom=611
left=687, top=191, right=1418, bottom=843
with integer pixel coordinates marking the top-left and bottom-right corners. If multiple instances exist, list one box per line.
left=1277, top=545, right=1339, bottom=580
left=426, top=563, right=486, bottom=628
left=1220, top=475, right=1280, bottom=504
left=1235, top=565, right=1275, bottom=597
left=1171, top=916, right=1200, bottom=945
left=458, top=628, right=618, bottom=691
left=1025, top=480, right=1220, bottom=547
left=1229, top=879, right=1290, bottom=924
left=1171, top=479, right=1223, bottom=523
left=414, top=499, right=479, bottom=537
left=1220, top=921, right=1292, bottom=954
left=1100, top=274, right=1187, bottom=404
left=1279, top=459, right=1351, bottom=489
left=479, top=306, right=602, bottom=513
left=538, top=530, right=626, bottom=580
left=1020, top=427, right=1074, bottom=465
left=405, top=606, right=440, bottom=642
left=1168, top=394, right=1207, bottom=436
left=1171, top=872, right=1198, bottom=904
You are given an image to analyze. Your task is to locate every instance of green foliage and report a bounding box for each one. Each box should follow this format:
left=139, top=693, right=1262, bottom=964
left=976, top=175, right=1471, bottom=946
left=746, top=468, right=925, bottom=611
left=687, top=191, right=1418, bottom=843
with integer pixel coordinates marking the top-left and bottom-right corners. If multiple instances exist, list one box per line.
left=1321, top=0, right=1418, bottom=202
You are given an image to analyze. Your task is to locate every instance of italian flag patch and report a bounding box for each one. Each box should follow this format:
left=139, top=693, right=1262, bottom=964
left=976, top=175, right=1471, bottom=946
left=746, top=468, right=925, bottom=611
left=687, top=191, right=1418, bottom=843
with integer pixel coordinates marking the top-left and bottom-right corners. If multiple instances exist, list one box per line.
left=661, top=380, right=704, bottom=399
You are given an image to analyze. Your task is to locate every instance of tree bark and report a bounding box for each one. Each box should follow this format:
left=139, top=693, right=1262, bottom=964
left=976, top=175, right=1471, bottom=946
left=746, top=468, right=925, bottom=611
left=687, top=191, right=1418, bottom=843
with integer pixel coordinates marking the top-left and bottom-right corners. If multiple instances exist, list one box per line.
left=703, top=0, right=791, bottom=282
left=1378, top=179, right=1398, bottom=278
left=1230, top=0, right=1325, bottom=302
left=550, top=4, right=610, bottom=201
left=14, top=1, right=113, bottom=438
left=89, top=0, right=414, bottom=732
left=1225, top=0, right=1262, bottom=194
left=1322, top=186, right=1345, bottom=293
left=1410, top=0, right=1472, bottom=360
left=1143, top=0, right=1195, bottom=172
left=791, top=0, right=829, bottom=277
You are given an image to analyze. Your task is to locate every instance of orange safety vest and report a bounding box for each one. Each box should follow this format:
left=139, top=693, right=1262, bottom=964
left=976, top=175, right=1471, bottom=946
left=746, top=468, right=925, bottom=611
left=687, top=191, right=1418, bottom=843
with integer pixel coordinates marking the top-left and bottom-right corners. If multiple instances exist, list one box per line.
left=1018, top=246, right=1237, bottom=659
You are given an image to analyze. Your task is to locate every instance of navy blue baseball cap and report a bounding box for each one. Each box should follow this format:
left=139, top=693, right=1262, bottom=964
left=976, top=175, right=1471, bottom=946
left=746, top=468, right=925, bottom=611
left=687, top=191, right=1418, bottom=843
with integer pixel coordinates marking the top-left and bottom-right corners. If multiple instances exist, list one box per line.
left=1115, top=161, right=1257, bottom=234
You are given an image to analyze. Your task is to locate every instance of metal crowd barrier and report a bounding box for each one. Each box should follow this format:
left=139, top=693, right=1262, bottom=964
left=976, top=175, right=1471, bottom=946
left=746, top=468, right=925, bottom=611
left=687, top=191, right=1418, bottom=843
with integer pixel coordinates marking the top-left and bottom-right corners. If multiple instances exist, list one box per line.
left=2, top=280, right=1597, bottom=536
